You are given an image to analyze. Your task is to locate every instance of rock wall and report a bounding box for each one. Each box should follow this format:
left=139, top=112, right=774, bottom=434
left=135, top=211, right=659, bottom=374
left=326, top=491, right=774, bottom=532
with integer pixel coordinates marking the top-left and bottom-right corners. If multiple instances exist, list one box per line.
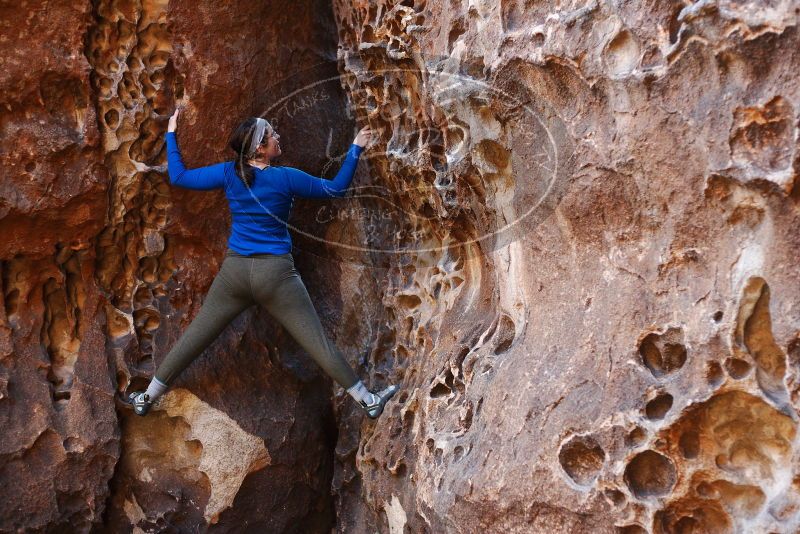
left=328, top=0, right=800, bottom=533
left=1, top=0, right=799, bottom=533
left=1, top=0, right=350, bottom=532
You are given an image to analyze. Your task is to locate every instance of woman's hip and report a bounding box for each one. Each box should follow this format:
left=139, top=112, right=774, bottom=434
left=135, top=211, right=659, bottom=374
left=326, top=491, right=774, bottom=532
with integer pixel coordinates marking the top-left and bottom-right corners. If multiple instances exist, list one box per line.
left=224, top=249, right=297, bottom=295
left=225, top=247, right=293, bottom=260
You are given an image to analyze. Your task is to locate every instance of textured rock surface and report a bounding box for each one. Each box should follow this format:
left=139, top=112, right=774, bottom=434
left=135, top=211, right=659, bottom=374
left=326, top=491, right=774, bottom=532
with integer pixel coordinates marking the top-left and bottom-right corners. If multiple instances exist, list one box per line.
left=327, top=1, right=800, bottom=533
left=1, top=0, right=799, bottom=533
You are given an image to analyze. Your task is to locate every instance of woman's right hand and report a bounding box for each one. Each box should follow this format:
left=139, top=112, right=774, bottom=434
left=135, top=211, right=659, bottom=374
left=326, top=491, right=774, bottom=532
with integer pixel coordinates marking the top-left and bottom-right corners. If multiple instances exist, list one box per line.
left=168, top=107, right=181, bottom=133
left=353, top=125, right=374, bottom=148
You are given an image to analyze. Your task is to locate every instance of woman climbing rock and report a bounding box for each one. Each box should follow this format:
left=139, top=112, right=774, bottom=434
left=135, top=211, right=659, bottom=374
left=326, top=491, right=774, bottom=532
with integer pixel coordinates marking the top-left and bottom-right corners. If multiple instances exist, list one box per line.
left=124, top=107, right=398, bottom=419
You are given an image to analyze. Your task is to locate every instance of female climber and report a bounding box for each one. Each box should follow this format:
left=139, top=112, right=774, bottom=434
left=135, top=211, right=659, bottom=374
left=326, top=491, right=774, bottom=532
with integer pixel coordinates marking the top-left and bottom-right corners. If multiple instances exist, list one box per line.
left=124, top=107, right=398, bottom=419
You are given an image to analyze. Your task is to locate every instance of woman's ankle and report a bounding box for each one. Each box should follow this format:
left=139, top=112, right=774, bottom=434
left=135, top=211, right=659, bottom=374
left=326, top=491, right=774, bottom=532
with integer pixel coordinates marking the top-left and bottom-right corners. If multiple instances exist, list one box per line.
left=144, top=376, right=169, bottom=402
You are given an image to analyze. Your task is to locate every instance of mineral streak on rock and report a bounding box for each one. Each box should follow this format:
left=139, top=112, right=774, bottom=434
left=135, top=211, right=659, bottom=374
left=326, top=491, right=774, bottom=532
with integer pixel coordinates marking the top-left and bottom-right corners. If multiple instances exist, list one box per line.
left=1, top=0, right=799, bottom=532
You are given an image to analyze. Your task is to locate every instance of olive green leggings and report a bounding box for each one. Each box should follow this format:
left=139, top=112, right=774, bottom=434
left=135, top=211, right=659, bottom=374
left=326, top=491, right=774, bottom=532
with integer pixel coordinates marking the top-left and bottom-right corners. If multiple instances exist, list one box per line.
left=153, top=248, right=360, bottom=389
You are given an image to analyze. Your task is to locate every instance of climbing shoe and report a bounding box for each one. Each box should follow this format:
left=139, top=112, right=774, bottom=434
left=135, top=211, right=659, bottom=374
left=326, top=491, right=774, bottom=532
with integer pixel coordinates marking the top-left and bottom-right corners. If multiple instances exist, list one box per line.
left=126, top=391, right=154, bottom=416
left=359, top=384, right=400, bottom=419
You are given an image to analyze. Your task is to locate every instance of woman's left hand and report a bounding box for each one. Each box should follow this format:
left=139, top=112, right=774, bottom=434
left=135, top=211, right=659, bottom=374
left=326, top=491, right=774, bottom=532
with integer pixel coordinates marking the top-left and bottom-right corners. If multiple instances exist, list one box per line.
left=168, top=107, right=181, bottom=133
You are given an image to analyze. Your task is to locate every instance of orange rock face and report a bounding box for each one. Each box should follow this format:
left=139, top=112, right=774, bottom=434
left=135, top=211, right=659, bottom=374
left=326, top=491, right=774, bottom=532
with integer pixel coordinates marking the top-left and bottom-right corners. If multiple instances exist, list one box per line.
left=1, top=0, right=348, bottom=532
left=2, top=0, right=799, bottom=532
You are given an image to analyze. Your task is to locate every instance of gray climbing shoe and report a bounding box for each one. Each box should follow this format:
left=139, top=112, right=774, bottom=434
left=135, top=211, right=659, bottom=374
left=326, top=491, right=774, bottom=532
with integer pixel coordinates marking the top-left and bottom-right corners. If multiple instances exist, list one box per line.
left=359, top=384, right=400, bottom=419
left=127, top=391, right=154, bottom=416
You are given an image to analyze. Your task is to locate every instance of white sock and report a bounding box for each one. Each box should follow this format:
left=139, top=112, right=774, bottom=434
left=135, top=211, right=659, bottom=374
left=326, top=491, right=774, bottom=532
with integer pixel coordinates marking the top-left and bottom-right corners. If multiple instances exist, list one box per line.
left=347, top=380, right=377, bottom=405
left=144, top=377, right=169, bottom=401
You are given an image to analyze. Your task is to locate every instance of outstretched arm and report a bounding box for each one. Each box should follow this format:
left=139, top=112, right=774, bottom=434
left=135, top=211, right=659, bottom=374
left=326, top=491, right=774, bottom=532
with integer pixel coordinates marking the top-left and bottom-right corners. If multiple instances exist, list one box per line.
left=164, top=107, right=226, bottom=191
left=283, top=126, right=373, bottom=198
left=283, top=144, right=364, bottom=198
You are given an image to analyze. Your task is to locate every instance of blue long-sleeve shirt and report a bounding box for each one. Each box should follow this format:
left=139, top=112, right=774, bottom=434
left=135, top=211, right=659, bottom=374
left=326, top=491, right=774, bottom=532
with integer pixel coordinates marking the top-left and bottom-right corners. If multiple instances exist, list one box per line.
left=165, top=131, right=364, bottom=255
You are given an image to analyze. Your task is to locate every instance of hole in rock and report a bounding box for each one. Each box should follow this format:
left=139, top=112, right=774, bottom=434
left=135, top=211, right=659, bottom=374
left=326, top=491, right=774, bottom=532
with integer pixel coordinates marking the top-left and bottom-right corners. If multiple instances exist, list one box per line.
left=604, top=488, right=626, bottom=507
left=97, top=76, right=114, bottom=96
left=397, top=294, right=422, bottom=309
left=638, top=328, right=687, bottom=378
left=645, top=393, right=673, bottom=420
left=724, top=357, right=751, bottom=379
left=736, top=277, right=788, bottom=406
left=447, top=18, right=466, bottom=53
left=667, top=1, right=684, bottom=44
left=605, top=30, right=640, bottom=76
left=624, top=450, right=676, bottom=498
left=430, top=382, right=450, bottom=398
left=558, top=435, right=605, bottom=486
left=104, top=108, right=120, bottom=129
left=625, top=426, right=647, bottom=447
left=392, top=462, right=407, bottom=477
left=402, top=408, right=415, bottom=432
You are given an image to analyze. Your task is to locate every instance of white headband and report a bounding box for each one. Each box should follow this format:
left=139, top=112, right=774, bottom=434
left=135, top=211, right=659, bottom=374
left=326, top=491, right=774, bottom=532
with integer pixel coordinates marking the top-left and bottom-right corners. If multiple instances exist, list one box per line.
left=248, top=117, right=270, bottom=156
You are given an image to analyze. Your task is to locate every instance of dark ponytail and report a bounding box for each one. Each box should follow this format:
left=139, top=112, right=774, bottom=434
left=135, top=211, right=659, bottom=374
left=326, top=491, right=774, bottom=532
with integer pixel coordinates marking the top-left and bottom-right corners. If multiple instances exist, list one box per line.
left=228, top=117, right=262, bottom=188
